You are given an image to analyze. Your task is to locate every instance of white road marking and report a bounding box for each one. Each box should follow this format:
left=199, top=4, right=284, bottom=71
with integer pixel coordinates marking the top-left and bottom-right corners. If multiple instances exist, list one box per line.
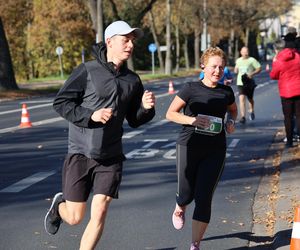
left=0, top=102, right=52, bottom=115
left=0, top=171, right=56, bottom=193
left=122, top=120, right=169, bottom=139
left=0, top=117, right=64, bottom=134
left=123, top=130, right=145, bottom=139
left=226, top=138, right=240, bottom=158
left=228, top=139, right=240, bottom=148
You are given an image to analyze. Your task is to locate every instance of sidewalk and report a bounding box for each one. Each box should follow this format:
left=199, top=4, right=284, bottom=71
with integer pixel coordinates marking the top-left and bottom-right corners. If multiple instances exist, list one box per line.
left=273, top=142, right=300, bottom=249
left=252, top=130, right=300, bottom=249
left=18, top=80, right=64, bottom=89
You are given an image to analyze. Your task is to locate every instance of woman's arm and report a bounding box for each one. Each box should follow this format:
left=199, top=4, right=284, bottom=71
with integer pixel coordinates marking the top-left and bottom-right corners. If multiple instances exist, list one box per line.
left=166, top=96, right=209, bottom=128
left=225, top=102, right=238, bottom=134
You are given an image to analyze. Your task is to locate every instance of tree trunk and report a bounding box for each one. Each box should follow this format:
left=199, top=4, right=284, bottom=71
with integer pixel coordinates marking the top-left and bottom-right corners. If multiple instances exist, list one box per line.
left=0, top=18, right=18, bottom=90
left=234, top=38, right=239, bottom=61
left=87, top=0, right=97, bottom=41
left=194, top=28, right=200, bottom=69
left=97, top=0, right=104, bottom=42
left=248, top=30, right=259, bottom=60
left=228, top=28, right=235, bottom=65
left=175, top=24, right=180, bottom=73
left=165, top=0, right=172, bottom=75
left=245, top=27, right=249, bottom=48
left=184, top=35, right=190, bottom=70
left=87, top=0, right=104, bottom=43
left=149, top=11, right=164, bottom=73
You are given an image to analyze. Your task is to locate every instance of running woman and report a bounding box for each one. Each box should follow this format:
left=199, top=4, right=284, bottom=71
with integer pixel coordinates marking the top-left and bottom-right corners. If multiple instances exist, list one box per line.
left=166, top=47, right=237, bottom=250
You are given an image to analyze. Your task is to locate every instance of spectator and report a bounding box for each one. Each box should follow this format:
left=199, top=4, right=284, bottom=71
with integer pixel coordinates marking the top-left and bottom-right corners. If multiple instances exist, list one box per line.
left=282, top=26, right=298, bottom=49
left=270, top=27, right=300, bottom=147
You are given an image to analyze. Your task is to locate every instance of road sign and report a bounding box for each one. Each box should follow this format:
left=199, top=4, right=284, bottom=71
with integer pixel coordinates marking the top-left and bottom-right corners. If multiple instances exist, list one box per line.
left=55, top=46, right=63, bottom=55
left=55, top=46, right=64, bottom=78
left=160, top=45, right=167, bottom=51
left=148, top=43, right=157, bottom=75
left=148, top=43, right=157, bottom=53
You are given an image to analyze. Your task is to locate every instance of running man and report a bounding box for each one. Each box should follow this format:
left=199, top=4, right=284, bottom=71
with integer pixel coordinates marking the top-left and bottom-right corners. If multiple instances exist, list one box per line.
left=44, top=20, right=155, bottom=250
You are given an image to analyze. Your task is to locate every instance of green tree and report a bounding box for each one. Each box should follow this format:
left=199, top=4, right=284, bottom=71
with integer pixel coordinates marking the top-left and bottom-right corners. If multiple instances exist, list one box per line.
left=29, top=0, right=94, bottom=78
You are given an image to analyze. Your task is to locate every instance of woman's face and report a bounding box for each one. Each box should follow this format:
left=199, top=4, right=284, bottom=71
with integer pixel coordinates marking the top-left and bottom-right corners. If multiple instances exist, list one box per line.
left=203, top=56, right=225, bottom=84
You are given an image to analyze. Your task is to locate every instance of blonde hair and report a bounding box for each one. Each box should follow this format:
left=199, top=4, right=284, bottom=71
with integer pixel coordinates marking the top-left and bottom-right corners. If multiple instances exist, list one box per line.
left=200, top=47, right=227, bottom=67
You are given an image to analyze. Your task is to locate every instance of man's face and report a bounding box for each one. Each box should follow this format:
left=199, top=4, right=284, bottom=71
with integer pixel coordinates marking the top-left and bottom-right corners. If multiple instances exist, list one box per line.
left=107, top=33, right=136, bottom=62
left=240, top=47, right=249, bottom=58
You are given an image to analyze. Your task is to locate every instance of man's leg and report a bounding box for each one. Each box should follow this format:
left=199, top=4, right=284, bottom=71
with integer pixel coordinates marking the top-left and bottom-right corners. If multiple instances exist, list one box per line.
left=247, top=85, right=256, bottom=120
left=59, top=200, right=86, bottom=225
left=239, top=94, right=246, bottom=123
left=248, top=98, right=254, bottom=113
left=80, top=194, right=112, bottom=250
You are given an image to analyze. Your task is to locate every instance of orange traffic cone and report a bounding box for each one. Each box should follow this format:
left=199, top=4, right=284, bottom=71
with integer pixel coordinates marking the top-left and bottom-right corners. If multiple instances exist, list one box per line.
left=168, top=81, right=175, bottom=94
left=20, top=103, right=32, bottom=128
left=266, top=63, right=270, bottom=71
left=290, top=206, right=300, bottom=250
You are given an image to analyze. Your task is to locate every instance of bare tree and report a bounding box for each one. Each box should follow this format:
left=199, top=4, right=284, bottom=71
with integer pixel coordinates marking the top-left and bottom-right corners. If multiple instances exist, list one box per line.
left=102, top=0, right=158, bottom=70
left=165, top=0, right=172, bottom=75
left=87, top=0, right=104, bottom=42
left=173, top=0, right=183, bottom=73
left=148, top=10, right=164, bottom=73
left=0, top=17, right=18, bottom=90
left=183, top=35, right=190, bottom=70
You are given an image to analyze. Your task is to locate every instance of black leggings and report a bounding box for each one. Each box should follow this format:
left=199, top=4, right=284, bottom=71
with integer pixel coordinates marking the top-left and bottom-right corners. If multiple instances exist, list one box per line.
left=281, top=96, right=300, bottom=144
left=176, top=144, right=226, bottom=223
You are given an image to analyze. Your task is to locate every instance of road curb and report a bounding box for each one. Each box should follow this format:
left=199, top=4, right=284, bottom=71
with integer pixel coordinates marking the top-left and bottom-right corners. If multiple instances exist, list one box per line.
left=251, top=129, right=285, bottom=248
left=273, top=145, right=300, bottom=250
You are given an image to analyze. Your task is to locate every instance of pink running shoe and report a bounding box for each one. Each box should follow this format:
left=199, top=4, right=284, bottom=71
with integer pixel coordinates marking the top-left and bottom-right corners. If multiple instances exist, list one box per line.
left=190, top=242, right=199, bottom=250
left=172, top=209, right=185, bottom=230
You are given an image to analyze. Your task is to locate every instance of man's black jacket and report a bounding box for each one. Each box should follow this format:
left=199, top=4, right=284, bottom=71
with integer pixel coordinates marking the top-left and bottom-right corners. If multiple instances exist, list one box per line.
left=53, top=42, right=155, bottom=161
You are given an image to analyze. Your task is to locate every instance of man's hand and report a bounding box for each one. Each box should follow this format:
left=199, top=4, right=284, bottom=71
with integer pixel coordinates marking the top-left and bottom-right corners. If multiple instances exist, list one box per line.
left=224, top=79, right=233, bottom=85
left=91, top=108, right=113, bottom=124
left=142, top=90, right=155, bottom=109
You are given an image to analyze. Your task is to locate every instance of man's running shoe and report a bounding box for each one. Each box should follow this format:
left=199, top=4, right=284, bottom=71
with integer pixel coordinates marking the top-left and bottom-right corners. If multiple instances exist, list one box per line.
left=172, top=208, right=185, bottom=230
left=44, top=192, right=64, bottom=235
left=249, top=112, right=255, bottom=121
left=283, top=135, right=300, bottom=142
left=239, top=117, right=246, bottom=124
left=190, top=243, right=200, bottom=250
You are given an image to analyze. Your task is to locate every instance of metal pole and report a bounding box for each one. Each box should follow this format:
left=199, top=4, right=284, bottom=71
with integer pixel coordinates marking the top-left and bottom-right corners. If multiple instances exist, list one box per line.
left=152, top=52, right=155, bottom=75
left=58, top=54, right=64, bottom=78
left=82, top=48, right=85, bottom=63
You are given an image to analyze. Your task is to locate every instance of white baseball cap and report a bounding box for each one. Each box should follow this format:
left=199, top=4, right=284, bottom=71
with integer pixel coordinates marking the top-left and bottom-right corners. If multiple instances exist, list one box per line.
left=104, top=21, right=144, bottom=41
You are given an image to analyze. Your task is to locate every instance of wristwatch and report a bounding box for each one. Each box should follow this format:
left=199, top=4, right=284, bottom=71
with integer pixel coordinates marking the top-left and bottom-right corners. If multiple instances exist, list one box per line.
left=227, top=119, right=235, bottom=125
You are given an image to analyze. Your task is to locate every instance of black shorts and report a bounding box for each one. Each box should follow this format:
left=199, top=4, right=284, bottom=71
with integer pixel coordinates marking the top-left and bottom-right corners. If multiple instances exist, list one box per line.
left=237, top=85, right=255, bottom=100
left=62, top=154, right=123, bottom=202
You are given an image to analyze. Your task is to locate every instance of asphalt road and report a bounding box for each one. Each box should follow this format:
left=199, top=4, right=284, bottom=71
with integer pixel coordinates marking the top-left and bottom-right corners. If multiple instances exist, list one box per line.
left=0, top=71, right=284, bottom=250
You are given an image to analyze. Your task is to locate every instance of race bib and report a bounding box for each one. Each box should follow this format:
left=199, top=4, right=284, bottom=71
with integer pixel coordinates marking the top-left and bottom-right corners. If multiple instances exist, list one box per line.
left=195, top=114, right=223, bottom=136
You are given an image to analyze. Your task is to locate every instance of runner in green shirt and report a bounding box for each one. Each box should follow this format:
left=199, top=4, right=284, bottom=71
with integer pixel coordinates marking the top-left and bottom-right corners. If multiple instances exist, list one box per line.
left=234, top=46, right=261, bottom=124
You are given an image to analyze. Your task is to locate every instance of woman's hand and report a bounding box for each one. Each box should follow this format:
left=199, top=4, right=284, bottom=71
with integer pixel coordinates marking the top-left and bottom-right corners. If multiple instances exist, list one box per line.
left=191, top=115, right=210, bottom=129
left=225, top=119, right=235, bottom=134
